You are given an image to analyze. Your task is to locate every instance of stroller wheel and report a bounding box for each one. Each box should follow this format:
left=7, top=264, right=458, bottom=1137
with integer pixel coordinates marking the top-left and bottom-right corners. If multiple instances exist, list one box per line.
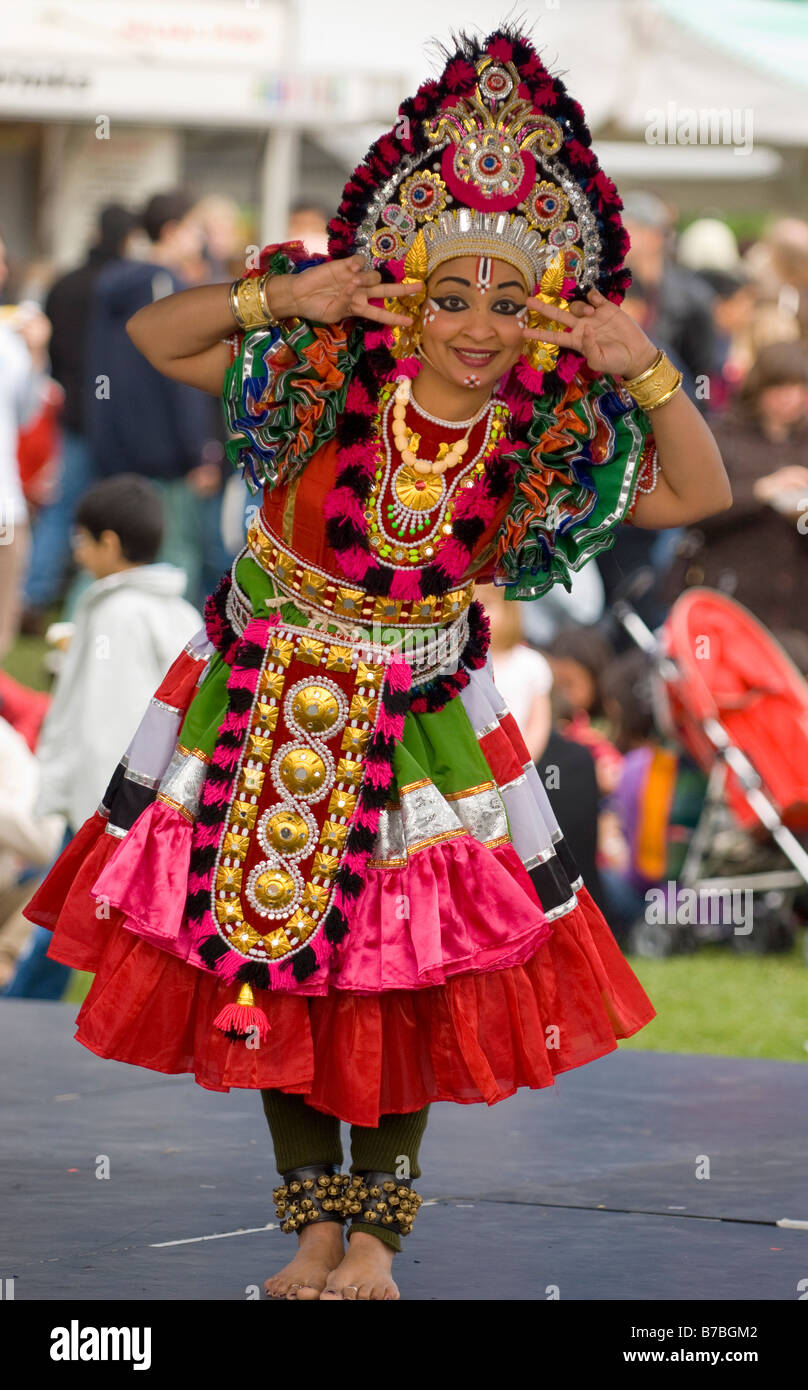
left=627, top=916, right=678, bottom=958
left=729, top=893, right=797, bottom=955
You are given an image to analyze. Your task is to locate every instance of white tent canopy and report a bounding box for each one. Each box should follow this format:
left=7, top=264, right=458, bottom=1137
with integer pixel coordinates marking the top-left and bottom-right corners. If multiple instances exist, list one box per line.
left=301, top=0, right=808, bottom=176
left=2, top=0, right=804, bottom=260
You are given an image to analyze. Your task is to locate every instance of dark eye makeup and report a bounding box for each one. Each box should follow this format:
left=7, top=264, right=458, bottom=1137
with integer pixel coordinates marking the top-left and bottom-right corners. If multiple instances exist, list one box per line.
left=432, top=295, right=524, bottom=315
left=432, top=295, right=467, bottom=312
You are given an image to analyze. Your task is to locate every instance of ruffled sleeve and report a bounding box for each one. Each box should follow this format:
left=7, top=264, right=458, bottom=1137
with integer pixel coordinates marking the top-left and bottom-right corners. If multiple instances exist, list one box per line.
left=494, top=371, right=657, bottom=599
left=221, top=243, right=362, bottom=493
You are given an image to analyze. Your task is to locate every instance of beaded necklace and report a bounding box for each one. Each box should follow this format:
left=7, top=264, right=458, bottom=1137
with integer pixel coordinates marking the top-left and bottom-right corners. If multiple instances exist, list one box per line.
left=365, top=378, right=510, bottom=569
left=323, top=354, right=524, bottom=601
left=408, top=393, right=479, bottom=430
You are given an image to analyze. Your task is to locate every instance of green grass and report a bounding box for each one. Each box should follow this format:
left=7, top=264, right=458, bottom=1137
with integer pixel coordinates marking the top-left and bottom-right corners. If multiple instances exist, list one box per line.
left=620, top=936, right=808, bottom=1063
left=2, top=632, right=55, bottom=692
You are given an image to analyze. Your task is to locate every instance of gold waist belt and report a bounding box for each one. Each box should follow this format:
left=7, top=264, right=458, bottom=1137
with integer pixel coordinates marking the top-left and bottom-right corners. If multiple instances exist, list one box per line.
left=227, top=557, right=470, bottom=685
left=246, top=512, right=474, bottom=629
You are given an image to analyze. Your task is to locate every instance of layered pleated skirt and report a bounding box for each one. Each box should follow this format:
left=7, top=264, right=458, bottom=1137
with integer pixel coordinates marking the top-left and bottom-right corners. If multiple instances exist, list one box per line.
left=25, top=552, right=656, bottom=1126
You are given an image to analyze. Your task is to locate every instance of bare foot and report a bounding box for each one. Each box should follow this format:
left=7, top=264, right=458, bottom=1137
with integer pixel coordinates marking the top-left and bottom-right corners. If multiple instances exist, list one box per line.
left=264, top=1220, right=345, bottom=1300
left=319, top=1231, right=399, bottom=1300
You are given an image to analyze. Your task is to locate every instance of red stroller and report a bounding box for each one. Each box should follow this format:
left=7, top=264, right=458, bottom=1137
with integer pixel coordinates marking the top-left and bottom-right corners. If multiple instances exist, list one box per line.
left=613, top=587, right=808, bottom=956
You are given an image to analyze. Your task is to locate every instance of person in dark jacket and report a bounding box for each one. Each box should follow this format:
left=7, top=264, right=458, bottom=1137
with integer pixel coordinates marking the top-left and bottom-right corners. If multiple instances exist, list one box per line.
left=538, top=723, right=608, bottom=919
left=85, top=191, right=231, bottom=608
left=22, top=205, right=135, bottom=623
left=664, top=341, right=808, bottom=633
left=622, top=191, right=720, bottom=402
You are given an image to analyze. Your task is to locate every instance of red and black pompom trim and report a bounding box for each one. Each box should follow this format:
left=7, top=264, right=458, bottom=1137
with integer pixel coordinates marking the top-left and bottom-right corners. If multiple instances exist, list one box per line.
left=203, top=570, right=241, bottom=667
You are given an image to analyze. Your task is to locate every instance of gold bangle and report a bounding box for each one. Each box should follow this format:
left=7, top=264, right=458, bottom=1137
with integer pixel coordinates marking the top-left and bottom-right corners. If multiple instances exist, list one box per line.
left=644, top=381, right=682, bottom=412
left=229, top=270, right=279, bottom=332
left=623, top=349, right=683, bottom=411
left=228, top=278, right=242, bottom=327
left=258, top=269, right=280, bottom=326
left=623, top=348, right=664, bottom=387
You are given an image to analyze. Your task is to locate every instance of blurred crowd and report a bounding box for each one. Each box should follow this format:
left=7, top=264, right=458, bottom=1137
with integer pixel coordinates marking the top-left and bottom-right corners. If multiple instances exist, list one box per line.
left=493, top=192, right=808, bottom=953
left=1, top=186, right=807, bottom=996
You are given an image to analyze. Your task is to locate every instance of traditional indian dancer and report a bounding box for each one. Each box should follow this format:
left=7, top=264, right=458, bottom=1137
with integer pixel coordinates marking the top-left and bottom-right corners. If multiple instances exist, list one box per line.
left=24, top=26, right=731, bottom=1301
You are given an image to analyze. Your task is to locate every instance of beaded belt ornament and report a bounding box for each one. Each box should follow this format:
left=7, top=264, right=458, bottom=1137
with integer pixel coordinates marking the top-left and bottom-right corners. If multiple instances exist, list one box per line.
left=188, top=612, right=412, bottom=1035
left=224, top=559, right=470, bottom=684
left=246, top=511, right=474, bottom=628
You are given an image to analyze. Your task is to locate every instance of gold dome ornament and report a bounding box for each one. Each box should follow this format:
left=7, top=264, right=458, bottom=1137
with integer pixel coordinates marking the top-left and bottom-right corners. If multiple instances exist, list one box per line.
left=290, top=683, right=341, bottom=734
left=262, top=808, right=311, bottom=856
left=251, top=866, right=298, bottom=913
left=277, top=745, right=328, bottom=797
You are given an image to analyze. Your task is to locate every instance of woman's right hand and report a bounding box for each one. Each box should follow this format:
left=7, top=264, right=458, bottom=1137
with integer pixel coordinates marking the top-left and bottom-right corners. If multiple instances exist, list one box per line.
left=267, top=253, right=423, bottom=327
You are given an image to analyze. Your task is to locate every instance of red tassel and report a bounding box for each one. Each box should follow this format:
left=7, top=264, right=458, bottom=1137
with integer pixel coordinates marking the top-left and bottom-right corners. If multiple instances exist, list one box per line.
left=213, top=983, right=271, bottom=1040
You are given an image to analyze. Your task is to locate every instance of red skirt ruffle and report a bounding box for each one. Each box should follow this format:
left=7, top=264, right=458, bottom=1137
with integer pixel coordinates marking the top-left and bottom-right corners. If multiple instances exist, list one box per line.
left=29, top=814, right=656, bottom=1126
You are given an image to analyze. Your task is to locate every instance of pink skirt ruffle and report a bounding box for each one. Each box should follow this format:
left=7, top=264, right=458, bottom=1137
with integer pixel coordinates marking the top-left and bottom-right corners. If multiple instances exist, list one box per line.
left=88, top=800, right=551, bottom=990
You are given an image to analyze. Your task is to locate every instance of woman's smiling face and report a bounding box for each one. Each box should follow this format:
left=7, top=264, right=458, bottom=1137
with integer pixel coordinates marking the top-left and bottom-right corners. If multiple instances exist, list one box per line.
left=419, top=254, right=531, bottom=391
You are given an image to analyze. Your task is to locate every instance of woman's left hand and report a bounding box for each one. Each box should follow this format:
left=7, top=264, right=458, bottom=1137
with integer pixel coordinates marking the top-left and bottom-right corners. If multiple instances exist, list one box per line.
left=525, top=287, right=658, bottom=380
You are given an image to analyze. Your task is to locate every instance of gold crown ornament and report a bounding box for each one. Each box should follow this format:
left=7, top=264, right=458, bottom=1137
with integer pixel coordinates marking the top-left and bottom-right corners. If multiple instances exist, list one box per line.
left=351, top=55, right=602, bottom=298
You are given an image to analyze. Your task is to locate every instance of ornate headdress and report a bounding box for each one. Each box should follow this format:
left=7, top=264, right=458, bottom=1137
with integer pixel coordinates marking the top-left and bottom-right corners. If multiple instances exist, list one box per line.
left=329, top=25, right=630, bottom=327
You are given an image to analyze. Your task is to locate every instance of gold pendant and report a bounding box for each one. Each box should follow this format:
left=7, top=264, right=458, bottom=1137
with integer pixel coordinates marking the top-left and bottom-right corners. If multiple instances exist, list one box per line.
left=392, top=464, right=444, bottom=511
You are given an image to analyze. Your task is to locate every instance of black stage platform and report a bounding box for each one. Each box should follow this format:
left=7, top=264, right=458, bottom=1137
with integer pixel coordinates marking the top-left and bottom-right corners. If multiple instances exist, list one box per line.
left=2, top=1001, right=805, bottom=1301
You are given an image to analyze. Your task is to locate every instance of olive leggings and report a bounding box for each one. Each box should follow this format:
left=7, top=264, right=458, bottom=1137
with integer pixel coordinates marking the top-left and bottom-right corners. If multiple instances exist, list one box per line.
left=261, top=1090, right=430, bottom=1253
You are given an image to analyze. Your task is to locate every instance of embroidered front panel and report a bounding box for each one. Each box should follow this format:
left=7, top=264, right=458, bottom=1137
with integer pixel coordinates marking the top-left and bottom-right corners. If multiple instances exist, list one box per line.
left=209, top=622, right=394, bottom=966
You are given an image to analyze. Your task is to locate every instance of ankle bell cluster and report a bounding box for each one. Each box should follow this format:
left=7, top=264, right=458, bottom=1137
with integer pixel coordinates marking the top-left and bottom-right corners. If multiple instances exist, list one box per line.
left=273, top=1168, right=351, bottom=1232
left=343, top=1171, right=423, bottom=1237
left=272, top=1166, right=423, bottom=1236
